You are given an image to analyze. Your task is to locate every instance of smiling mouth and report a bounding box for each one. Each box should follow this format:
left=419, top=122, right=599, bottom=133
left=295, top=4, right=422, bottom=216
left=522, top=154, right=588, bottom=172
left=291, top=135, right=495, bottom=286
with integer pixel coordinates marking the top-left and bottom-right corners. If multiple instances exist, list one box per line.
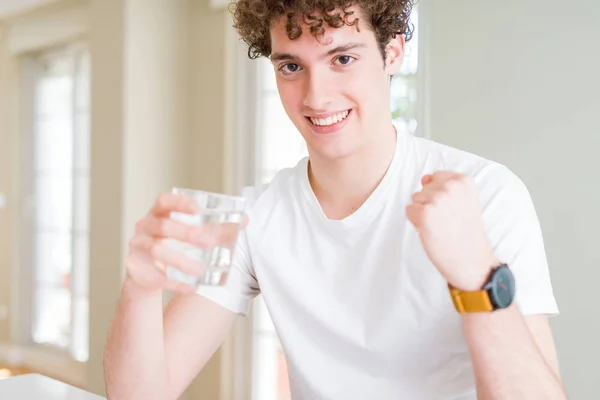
left=307, top=109, right=351, bottom=127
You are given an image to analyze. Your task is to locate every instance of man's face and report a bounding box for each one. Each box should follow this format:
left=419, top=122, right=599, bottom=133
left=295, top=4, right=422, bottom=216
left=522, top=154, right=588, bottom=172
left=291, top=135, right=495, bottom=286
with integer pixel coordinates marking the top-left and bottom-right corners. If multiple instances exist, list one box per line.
left=269, top=7, right=405, bottom=161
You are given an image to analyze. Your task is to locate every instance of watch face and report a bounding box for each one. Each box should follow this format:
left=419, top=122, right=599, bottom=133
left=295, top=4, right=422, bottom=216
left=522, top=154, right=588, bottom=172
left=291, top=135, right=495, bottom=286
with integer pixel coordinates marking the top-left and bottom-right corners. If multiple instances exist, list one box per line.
left=491, top=265, right=515, bottom=309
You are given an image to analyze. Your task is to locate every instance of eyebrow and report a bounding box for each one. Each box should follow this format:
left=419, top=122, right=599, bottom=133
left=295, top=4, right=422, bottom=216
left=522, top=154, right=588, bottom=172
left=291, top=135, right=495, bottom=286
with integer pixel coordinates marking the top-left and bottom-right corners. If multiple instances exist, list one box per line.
left=270, top=43, right=367, bottom=63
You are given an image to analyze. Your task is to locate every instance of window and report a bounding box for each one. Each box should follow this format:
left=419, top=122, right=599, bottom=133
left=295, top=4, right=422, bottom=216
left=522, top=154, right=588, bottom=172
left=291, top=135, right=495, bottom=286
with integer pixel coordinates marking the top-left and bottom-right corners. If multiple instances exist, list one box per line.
left=391, top=7, right=420, bottom=134
left=249, top=10, right=420, bottom=398
left=250, top=57, right=298, bottom=400
left=26, top=44, right=91, bottom=362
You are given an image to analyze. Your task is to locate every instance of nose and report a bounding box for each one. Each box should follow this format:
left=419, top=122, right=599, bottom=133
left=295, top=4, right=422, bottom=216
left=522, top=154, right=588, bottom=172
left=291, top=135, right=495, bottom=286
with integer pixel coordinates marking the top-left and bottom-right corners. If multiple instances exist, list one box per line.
left=302, top=69, right=334, bottom=111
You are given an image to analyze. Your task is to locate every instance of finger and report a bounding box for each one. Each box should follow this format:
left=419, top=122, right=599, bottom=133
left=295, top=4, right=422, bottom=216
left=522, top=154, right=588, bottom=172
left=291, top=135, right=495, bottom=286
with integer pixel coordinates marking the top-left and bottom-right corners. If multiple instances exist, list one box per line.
left=163, top=280, right=197, bottom=293
left=129, top=235, right=205, bottom=277
left=429, top=171, right=458, bottom=186
left=201, top=221, right=245, bottom=248
left=175, top=213, right=247, bottom=247
left=152, top=192, right=200, bottom=217
left=138, top=216, right=200, bottom=243
left=241, top=214, right=250, bottom=229
left=406, top=203, right=426, bottom=229
left=125, top=251, right=167, bottom=284
left=432, top=170, right=455, bottom=179
left=138, top=215, right=245, bottom=248
left=421, top=174, right=433, bottom=186
left=127, top=252, right=197, bottom=294
left=412, top=191, right=430, bottom=205
left=411, top=185, right=440, bottom=205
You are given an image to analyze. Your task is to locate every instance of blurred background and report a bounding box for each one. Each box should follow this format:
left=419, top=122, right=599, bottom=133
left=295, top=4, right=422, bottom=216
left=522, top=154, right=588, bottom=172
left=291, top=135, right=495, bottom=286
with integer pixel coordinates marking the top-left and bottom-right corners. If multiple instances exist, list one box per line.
left=0, top=0, right=597, bottom=399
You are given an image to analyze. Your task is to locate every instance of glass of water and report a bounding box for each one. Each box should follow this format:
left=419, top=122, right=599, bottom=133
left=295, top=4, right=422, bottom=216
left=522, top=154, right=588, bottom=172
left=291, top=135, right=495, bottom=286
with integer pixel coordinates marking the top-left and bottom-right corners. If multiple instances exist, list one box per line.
left=166, top=188, right=246, bottom=287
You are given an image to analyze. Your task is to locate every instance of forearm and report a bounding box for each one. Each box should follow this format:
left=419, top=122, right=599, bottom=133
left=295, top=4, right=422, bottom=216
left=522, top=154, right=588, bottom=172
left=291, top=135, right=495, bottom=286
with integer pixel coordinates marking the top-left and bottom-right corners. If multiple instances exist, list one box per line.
left=463, top=305, right=566, bottom=400
left=104, top=278, right=170, bottom=400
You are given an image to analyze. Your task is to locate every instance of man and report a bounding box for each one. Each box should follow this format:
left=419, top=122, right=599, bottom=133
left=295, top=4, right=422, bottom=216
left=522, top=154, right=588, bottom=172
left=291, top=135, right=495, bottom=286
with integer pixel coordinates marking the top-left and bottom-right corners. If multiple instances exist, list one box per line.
left=104, top=1, right=567, bottom=399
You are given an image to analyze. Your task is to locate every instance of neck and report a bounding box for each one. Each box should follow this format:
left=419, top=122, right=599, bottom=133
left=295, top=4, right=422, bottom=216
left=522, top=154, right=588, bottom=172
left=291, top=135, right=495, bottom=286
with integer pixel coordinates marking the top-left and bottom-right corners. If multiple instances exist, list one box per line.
left=308, top=122, right=398, bottom=220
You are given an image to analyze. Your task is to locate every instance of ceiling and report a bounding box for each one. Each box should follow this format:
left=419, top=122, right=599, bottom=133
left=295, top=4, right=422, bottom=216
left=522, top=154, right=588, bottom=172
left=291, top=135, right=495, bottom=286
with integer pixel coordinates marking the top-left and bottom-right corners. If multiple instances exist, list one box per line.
left=0, top=0, right=56, bottom=20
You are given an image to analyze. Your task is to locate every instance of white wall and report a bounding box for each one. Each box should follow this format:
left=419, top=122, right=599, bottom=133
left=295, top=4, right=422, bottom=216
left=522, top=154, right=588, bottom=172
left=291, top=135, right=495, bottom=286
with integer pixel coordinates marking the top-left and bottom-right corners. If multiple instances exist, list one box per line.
left=0, top=1, right=92, bottom=387
left=0, top=23, right=15, bottom=345
left=0, top=0, right=239, bottom=397
left=122, top=0, right=190, bottom=245
left=423, top=0, right=600, bottom=398
left=89, top=0, right=236, bottom=396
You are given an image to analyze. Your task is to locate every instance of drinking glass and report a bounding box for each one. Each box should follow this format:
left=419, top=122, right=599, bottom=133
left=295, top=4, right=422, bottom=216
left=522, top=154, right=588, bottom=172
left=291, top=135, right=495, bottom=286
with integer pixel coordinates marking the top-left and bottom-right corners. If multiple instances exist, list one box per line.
left=165, top=188, right=246, bottom=287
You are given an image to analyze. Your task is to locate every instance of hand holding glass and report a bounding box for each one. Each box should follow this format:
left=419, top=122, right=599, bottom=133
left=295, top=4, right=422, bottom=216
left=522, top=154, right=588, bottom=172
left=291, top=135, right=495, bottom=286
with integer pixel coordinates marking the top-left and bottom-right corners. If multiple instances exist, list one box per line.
left=165, top=188, right=246, bottom=287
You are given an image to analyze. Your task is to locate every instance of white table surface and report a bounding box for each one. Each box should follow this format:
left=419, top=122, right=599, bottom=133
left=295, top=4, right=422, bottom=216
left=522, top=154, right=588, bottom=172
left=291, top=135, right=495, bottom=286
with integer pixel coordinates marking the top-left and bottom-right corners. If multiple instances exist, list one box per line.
left=0, top=373, right=105, bottom=399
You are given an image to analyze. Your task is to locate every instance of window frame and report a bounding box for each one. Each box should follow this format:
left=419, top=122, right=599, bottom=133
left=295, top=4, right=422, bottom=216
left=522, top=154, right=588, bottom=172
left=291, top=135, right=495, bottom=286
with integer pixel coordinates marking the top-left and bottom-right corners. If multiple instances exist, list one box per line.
left=15, top=41, right=90, bottom=385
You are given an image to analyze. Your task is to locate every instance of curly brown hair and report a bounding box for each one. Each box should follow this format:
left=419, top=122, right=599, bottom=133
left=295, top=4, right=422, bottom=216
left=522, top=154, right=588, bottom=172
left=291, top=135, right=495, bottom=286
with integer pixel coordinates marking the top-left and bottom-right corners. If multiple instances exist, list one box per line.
left=231, top=0, right=415, bottom=60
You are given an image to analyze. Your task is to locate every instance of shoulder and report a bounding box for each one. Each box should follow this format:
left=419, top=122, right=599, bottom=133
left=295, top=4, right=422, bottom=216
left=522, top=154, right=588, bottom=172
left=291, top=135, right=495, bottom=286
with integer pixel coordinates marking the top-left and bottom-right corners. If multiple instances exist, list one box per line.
left=240, top=159, right=307, bottom=248
left=240, top=158, right=306, bottom=214
left=409, top=135, right=525, bottom=191
left=408, top=135, right=493, bottom=175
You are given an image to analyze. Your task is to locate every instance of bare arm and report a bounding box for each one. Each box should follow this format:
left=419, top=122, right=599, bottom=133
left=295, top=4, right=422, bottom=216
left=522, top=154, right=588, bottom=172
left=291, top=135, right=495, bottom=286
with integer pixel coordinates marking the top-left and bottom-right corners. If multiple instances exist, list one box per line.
left=104, top=193, right=243, bottom=399
left=104, top=280, right=237, bottom=400
left=463, top=307, right=566, bottom=400
left=407, top=172, right=566, bottom=399
left=162, top=292, right=237, bottom=398
left=104, top=279, right=167, bottom=400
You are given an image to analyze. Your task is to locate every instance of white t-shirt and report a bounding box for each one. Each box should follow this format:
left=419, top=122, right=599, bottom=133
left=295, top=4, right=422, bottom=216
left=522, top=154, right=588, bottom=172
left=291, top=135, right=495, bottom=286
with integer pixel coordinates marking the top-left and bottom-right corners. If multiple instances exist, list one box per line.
left=197, top=125, right=559, bottom=400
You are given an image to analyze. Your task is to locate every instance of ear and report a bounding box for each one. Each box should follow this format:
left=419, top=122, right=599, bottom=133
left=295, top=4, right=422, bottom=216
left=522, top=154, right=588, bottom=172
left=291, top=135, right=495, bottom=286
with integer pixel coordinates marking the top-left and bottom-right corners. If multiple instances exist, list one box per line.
left=384, top=34, right=405, bottom=75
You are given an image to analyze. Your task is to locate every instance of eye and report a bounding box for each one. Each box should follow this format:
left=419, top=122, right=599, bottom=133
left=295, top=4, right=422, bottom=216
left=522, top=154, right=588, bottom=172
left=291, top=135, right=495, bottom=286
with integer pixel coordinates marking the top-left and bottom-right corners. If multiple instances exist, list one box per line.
left=280, top=63, right=302, bottom=75
left=335, top=55, right=356, bottom=66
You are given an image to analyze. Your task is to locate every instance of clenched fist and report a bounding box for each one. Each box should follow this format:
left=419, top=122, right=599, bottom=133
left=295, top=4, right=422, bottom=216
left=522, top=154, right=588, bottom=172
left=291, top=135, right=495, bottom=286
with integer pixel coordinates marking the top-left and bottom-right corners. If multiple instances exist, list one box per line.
left=406, top=171, right=500, bottom=291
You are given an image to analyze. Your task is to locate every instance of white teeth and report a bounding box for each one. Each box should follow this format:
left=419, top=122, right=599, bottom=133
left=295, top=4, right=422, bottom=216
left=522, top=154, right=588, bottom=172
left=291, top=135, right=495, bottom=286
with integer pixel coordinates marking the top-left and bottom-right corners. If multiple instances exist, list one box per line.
left=310, top=110, right=349, bottom=126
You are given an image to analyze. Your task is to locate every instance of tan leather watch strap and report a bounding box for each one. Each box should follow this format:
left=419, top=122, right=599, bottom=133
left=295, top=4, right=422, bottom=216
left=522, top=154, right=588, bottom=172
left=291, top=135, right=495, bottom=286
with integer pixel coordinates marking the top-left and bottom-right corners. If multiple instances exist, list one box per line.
left=448, top=285, right=493, bottom=313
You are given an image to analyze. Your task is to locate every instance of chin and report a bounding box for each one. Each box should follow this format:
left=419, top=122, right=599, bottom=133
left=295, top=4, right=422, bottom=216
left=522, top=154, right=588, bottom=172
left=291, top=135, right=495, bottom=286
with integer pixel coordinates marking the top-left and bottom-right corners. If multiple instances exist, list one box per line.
left=307, top=138, right=362, bottom=161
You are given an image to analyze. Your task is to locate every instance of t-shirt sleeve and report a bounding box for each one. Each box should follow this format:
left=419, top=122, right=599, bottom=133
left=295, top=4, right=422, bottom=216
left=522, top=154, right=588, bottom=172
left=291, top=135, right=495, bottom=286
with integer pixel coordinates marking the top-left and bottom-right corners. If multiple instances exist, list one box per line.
left=195, top=186, right=261, bottom=316
left=478, top=165, right=559, bottom=316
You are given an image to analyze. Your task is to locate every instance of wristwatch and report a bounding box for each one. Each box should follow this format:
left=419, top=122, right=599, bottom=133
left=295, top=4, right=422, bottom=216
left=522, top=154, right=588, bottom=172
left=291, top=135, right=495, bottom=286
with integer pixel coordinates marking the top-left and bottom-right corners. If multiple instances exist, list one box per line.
left=448, top=264, right=515, bottom=313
